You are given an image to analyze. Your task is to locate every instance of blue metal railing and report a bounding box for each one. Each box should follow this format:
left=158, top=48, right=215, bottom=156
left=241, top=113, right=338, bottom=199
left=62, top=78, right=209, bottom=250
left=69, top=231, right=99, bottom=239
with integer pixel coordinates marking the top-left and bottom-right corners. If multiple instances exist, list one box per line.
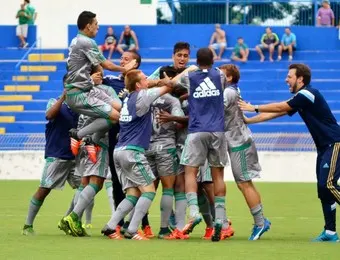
left=14, top=38, right=42, bottom=89
left=157, top=0, right=340, bottom=26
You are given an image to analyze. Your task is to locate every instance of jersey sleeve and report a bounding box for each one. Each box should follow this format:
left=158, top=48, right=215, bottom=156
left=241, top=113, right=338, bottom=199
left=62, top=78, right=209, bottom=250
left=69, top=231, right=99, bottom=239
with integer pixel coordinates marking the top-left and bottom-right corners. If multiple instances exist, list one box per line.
left=223, top=88, right=237, bottom=108
left=177, top=72, right=190, bottom=92
left=170, top=97, right=185, bottom=117
left=136, top=88, right=163, bottom=117
left=217, top=68, right=227, bottom=90
left=286, top=89, right=315, bottom=116
left=46, top=98, right=57, bottom=113
left=147, top=66, right=161, bottom=80
left=82, top=39, right=106, bottom=66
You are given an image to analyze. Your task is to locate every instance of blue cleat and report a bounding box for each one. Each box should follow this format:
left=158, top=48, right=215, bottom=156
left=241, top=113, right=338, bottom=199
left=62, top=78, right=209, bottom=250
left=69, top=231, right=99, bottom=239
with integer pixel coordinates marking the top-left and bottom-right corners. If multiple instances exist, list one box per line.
left=249, top=218, right=271, bottom=241
left=312, top=230, right=339, bottom=242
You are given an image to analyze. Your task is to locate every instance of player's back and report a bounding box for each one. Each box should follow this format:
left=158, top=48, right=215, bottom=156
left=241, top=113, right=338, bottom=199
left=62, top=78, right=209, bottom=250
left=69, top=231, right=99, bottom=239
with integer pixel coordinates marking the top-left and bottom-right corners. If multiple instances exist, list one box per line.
left=187, top=68, right=225, bottom=133
left=65, top=34, right=104, bottom=91
left=224, top=85, right=252, bottom=148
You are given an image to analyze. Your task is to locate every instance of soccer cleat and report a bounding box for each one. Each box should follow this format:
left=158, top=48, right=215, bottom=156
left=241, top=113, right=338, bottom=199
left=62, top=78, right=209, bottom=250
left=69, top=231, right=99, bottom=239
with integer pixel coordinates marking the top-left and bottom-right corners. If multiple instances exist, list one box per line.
left=85, top=142, right=99, bottom=164
left=182, top=214, right=202, bottom=235
left=164, top=228, right=189, bottom=240
left=211, top=219, right=223, bottom=242
left=125, top=232, right=149, bottom=240
left=202, top=227, right=214, bottom=240
left=69, top=129, right=81, bottom=156
left=101, top=225, right=116, bottom=236
left=116, top=225, right=121, bottom=235
left=64, top=214, right=84, bottom=237
left=142, top=225, right=155, bottom=238
left=58, top=218, right=72, bottom=235
left=221, top=225, right=235, bottom=240
left=22, top=225, right=35, bottom=236
left=312, top=230, right=339, bottom=242
left=249, top=218, right=271, bottom=241
left=108, top=231, right=123, bottom=240
left=169, top=212, right=177, bottom=231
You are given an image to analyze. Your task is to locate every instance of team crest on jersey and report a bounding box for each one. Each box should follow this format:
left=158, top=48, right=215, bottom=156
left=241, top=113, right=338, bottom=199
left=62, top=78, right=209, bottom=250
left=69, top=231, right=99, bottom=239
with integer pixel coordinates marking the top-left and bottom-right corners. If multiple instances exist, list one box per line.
left=193, top=77, right=220, bottom=98
left=119, top=97, right=132, bottom=122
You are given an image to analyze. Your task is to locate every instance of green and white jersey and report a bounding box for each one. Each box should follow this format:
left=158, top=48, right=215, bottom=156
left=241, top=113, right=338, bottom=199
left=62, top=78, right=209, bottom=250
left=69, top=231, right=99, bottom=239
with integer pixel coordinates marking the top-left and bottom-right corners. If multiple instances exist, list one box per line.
left=25, top=4, right=35, bottom=25
left=149, top=93, right=184, bottom=150
left=65, top=33, right=106, bottom=91
left=224, top=85, right=253, bottom=148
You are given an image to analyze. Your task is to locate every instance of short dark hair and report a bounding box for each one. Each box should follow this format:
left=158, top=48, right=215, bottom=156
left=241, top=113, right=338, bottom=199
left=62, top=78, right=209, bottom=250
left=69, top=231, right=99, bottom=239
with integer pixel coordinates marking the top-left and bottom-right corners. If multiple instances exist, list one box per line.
left=289, top=63, right=311, bottom=86
left=24, top=0, right=30, bottom=3
left=219, top=64, right=240, bottom=84
left=173, top=42, right=190, bottom=54
left=125, top=50, right=142, bottom=69
left=77, top=11, right=96, bottom=30
left=196, top=48, right=213, bottom=67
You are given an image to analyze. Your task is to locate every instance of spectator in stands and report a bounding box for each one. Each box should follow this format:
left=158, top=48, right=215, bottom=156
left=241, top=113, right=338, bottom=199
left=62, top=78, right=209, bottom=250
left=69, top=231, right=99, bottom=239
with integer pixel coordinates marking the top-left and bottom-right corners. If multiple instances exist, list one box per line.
left=231, top=37, right=249, bottom=63
left=16, top=3, right=30, bottom=48
left=99, top=26, right=117, bottom=60
left=317, top=0, right=335, bottom=27
left=116, top=25, right=139, bottom=54
left=24, top=0, right=37, bottom=25
left=255, top=27, right=279, bottom=62
left=208, top=24, right=227, bottom=60
left=277, top=27, right=297, bottom=62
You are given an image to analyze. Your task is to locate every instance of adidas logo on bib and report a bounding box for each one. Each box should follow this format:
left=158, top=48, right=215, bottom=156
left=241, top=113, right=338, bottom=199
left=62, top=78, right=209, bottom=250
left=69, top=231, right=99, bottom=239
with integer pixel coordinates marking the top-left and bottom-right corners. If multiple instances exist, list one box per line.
left=193, top=77, right=220, bottom=98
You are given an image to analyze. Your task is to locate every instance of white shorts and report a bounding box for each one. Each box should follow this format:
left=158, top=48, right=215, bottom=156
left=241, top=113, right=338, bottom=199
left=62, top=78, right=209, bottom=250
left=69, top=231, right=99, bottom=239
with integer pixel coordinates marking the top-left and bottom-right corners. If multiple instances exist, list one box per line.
left=16, top=24, right=28, bottom=38
left=210, top=42, right=227, bottom=50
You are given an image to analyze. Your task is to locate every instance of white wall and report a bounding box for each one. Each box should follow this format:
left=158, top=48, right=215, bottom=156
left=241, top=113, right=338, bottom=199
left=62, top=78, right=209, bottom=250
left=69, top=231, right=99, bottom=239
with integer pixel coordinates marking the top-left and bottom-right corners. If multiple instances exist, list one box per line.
left=0, top=151, right=317, bottom=182
left=0, top=0, right=157, bottom=48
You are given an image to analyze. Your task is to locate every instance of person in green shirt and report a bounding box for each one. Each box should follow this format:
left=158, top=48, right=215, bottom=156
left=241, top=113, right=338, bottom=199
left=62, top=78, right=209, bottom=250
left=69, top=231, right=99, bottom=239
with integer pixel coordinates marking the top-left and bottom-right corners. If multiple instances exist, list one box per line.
left=231, top=37, right=249, bottom=63
left=24, top=0, right=37, bottom=25
left=255, top=27, right=279, bottom=62
left=16, top=3, right=30, bottom=48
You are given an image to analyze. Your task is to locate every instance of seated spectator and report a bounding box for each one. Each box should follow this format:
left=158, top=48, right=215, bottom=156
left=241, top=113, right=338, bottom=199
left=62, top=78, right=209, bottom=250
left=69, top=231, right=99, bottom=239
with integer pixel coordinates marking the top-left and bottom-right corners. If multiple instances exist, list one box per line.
left=16, top=3, right=30, bottom=48
left=231, top=37, right=249, bottom=63
left=317, top=0, right=334, bottom=27
left=99, top=26, right=117, bottom=60
left=277, top=27, right=297, bottom=62
left=255, top=27, right=279, bottom=62
left=116, top=25, right=139, bottom=54
left=209, top=24, right=227, bottom=60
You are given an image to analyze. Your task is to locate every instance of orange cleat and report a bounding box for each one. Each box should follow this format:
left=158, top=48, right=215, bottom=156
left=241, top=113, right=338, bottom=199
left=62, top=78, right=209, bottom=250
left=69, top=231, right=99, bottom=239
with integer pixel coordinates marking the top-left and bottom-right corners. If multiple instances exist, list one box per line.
left=221, top=225, right=235, bottom=240
left=202, top=227, right=214, bottom=240
left=131, top=233, right=149, bottom=240
left=86, top=144, right=98, bottom=163
left=142, top=225, right=155, bottom=238
left=164, top=228, right=189, bottom=240
left=70, top=138, right=81, bottom=156
left=115, top=225, right=121, bottom=235
left=108, top=231, right=123, bottom=240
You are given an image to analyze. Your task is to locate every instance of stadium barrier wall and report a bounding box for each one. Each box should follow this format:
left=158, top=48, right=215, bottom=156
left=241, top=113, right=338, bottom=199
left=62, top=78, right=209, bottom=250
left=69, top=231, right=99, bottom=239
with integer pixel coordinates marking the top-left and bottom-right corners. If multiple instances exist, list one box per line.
left=0, top=0, right=157, bottom=48
left=0, top=25, right=36, bottom=48
left=0, top=151, right=317, bottom=182
left=67, top=25, right=340, bottom=51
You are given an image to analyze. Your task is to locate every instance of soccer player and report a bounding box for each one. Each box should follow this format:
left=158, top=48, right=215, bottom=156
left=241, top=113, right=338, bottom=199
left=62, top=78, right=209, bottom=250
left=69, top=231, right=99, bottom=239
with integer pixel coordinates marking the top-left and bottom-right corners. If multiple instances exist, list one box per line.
left=60, top=66, right=122, bottom=237
left=65, top=11, right=135, bottom=152
left=239, top=63, right=340, bottom=242
left=147, top=42, right=190, bottom=233
left=146, top=92, right=186, bottom=239
left=101, top=69, right=175, bottom=240
left=22, top=89, right=79, bottom=235
left=220, top=64, right=270, bottom=240
left=102, top=51, right=154, bottom=237
left=177, top=48, right=229, bottom=242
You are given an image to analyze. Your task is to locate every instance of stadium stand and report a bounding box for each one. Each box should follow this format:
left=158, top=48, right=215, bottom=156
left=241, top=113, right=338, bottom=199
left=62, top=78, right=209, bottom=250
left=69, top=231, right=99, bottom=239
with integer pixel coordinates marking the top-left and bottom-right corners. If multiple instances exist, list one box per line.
left=0, top=25, right=339, bottom=151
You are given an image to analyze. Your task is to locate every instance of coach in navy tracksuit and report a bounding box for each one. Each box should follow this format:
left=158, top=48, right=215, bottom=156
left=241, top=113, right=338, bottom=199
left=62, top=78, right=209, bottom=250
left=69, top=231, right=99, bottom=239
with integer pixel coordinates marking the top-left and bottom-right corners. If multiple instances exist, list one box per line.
left=239, top=63, right=340, bottom=242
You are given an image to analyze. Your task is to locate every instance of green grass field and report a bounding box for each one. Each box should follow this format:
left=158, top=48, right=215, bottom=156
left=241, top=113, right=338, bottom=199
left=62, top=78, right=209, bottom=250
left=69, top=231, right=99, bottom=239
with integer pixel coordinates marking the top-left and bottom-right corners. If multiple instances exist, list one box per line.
left=1, top=181, right=339, bottom=260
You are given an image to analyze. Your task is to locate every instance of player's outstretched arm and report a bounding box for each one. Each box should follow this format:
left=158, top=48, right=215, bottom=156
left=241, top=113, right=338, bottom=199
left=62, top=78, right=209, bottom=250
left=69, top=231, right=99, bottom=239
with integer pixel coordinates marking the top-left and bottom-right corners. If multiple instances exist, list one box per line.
left=244, top=112, right=286, bottom=124
left=101, top=59, right=136, bottom=74
left=238, top=99, right=292, bottom=113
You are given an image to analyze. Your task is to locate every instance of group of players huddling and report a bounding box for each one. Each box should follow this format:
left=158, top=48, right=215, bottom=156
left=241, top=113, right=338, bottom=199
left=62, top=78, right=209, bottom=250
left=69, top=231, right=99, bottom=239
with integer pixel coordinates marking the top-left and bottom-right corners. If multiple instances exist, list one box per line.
left=22, top=11, right=340, bottom=243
